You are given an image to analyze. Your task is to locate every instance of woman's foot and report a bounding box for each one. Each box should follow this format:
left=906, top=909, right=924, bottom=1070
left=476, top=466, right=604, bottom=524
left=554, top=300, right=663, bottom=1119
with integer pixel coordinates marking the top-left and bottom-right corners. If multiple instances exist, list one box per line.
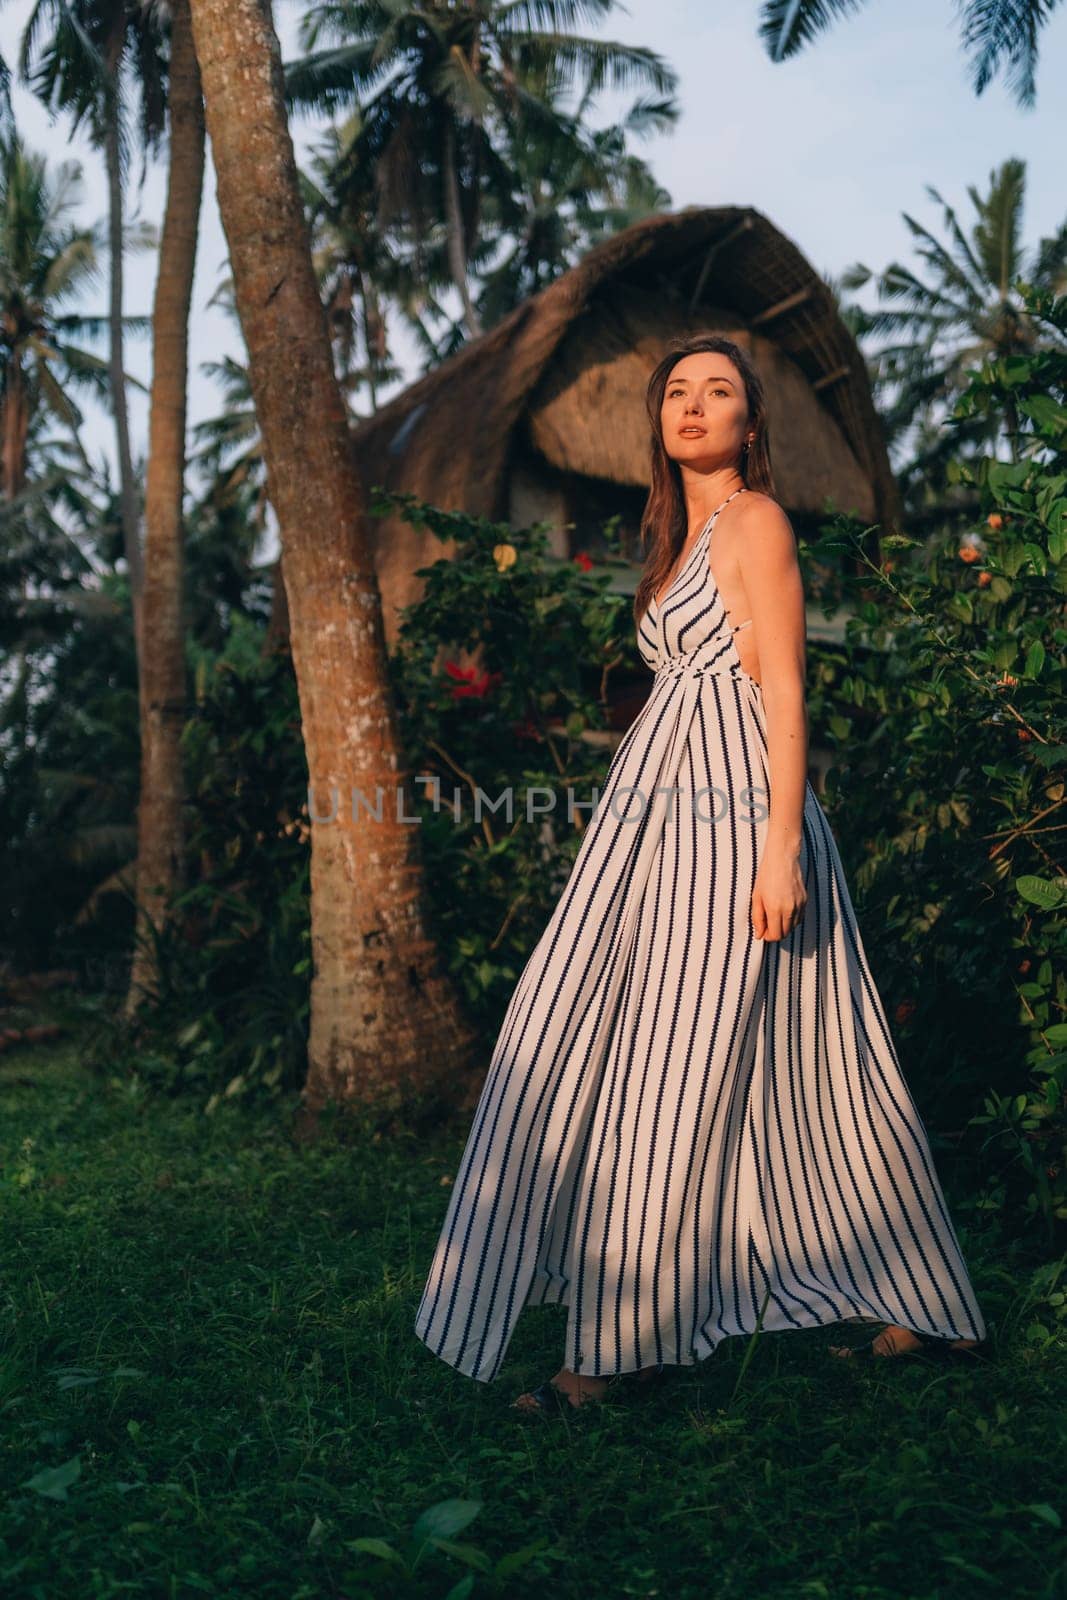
left=828, top=1324, right=981, bottom=1359
left=511, top=1365, right=611, bottom=1412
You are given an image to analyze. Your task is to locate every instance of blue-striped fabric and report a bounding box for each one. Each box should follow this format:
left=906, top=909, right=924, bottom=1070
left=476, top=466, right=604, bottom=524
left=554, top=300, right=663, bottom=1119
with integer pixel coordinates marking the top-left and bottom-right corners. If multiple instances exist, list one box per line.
left=414, top=488, right=987, bottom=1382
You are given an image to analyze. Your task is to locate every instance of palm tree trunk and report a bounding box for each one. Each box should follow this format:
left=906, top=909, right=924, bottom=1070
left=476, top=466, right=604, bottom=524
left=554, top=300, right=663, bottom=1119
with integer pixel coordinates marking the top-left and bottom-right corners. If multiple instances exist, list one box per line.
left=443, top=121, right=481, bottom=338
left=186, top=0, right=480, bottom=1124
left=262, top=555, right=291, bottom=658
left=358, top=269, right=380, bottom=412
left=1004, top=394, right=1021, bottom=463
left=2, top=352, right=28, bottom=499
left=125, top=0, right=205, bottom=1018
left=102, top=25, right=145, bottom=651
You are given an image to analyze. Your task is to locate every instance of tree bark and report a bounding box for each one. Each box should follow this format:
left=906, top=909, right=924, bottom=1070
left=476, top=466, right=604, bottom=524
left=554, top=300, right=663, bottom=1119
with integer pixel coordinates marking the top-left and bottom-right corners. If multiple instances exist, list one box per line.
left=443, top=121, right=481, bottom=338
left=102, top=24, right=145, bottom=652
left=186, top=0, right=480, bottom=1124
left=125, top=0, right=205, bottom=1017
left=1, top=351, right=29, bottom=500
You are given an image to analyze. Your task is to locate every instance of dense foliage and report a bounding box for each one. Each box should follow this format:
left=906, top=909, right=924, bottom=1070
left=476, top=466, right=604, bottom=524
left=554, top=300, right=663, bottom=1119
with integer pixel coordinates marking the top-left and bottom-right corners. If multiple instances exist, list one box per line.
left=806, top=282, right=1066, bottom=1244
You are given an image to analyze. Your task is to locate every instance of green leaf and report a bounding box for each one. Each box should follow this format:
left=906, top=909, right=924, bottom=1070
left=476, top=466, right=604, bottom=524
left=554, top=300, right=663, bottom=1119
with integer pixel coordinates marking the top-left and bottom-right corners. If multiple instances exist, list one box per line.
left=495, top=1538, right=553, bottom=1579
left=429, top=1538, right=492, bottom=1572
left=1025, top=641, right=1046, bottom=678
left=442, top=1578, right=476, bottom=1600
left=1017, top=395, right=1067, bottom=437
left=1025, top=1503, right=1062, bottom=1528
left=1015, top=875, right=1067, bottom=910
left=411, top=1499, right=483, bottom=1545
left=23, top=1455, right=81, bottom=1501
left=346, top=1537, right=403, bottom=1564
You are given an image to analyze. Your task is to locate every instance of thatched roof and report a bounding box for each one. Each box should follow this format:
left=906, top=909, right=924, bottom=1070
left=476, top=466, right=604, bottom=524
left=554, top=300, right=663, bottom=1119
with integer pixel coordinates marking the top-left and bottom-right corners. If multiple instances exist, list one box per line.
left=351, top=206, right=898, bottom=648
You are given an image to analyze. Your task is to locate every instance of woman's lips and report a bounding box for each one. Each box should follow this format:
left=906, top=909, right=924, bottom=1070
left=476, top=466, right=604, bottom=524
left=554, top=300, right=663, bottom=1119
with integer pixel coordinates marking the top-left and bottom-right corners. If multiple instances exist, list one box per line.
left=679, top=427, right=706, bottom=437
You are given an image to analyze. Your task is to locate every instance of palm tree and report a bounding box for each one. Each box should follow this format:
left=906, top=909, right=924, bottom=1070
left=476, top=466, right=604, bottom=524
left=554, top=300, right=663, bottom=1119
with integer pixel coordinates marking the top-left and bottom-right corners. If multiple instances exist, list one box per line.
left=0, top=131, right=138, bottom=955
left=758, top=0, right=1062, bottom=107
left=840, top=159, right=1067, bottom=495
left=125, top=0, right=206, bottom=1015
left=0, top=132, right=114, bottom=503
left=183, top=279, right=289, bottom=650
left=186, top=285, right=271, bottom=531
left=284, top=0, right=677, bottom=339
left=300, top=114, right=408, bottom=413
left=474, top=73, right=674, bottom=328
left=186, top=0, right=481, bottom=1122
left=17, top=0, right=169, bottom=649
left=0, top=48, right=12, bottom=131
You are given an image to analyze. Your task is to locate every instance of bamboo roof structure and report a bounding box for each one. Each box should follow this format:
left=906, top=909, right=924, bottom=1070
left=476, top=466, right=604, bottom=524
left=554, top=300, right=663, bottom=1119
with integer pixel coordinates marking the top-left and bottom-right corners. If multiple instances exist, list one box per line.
left=351, top=206, right=898, bottom=648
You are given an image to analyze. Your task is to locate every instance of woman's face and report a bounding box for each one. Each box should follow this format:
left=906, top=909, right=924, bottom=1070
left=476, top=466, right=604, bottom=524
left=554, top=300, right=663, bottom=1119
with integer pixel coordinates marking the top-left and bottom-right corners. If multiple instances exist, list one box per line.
left=659, top=351, right=749, bottom=469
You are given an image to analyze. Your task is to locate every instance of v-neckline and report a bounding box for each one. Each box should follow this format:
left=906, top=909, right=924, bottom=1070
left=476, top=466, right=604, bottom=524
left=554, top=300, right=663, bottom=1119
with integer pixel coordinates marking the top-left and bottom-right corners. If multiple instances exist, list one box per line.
left=650, top=487, right=745, bottom=613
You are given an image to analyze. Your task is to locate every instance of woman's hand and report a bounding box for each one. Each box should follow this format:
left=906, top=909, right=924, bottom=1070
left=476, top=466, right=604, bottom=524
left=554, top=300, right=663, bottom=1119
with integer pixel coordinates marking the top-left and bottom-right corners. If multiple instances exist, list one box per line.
left=751, top=846, right=808, bottom=942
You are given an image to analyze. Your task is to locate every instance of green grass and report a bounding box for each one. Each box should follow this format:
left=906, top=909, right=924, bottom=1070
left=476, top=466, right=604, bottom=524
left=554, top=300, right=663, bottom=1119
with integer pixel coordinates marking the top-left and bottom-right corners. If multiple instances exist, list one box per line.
left=1, top=1004, right=1065, bottom=1600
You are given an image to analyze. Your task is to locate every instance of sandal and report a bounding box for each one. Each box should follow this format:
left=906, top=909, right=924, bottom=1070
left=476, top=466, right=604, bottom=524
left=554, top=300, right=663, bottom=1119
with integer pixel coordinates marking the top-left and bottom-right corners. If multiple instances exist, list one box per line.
left=510, top=1375, right=612, bottom=1415
left=511, top=1362, right=666, bottom=1414
left=832, top=1327, right=991, bottom=1364
left=910, top=1331, right=991, bottom=1364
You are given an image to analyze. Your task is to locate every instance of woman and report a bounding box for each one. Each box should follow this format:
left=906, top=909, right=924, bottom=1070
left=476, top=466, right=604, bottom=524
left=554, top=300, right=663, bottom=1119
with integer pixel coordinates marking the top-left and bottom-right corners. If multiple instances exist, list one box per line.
left=413, top=334, right=989, bottom=1414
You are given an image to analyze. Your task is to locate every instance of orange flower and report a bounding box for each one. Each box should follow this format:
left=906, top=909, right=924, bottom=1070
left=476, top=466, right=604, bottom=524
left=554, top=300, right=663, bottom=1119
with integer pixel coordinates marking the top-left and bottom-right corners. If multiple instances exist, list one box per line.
left=987, top=513, right=1004, bottom=530
left=573, top=551, right=594, bottom=572
left=995, top=672, right=1019, bottom=689
left=958, top=545, right=979, bottom=563
left=1017, top=729, right=1032, bottom=742
left=1017, top=959, right=1031, bottom=974
left=977, top=571, right=992, bottom=587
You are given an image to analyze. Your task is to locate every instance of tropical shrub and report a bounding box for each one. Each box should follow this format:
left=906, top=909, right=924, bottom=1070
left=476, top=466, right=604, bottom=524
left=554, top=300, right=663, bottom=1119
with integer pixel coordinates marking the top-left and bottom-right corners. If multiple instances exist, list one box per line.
left=805, top=281, right=1066, bottom=1246
left=378, top=490, right=635, bottom=1033
left=82, top=615, right=312, bottom=1107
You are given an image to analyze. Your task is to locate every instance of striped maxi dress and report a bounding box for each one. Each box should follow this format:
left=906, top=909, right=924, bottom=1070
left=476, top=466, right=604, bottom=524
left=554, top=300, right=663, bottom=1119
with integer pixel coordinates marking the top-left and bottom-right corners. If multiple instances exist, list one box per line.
left=414, top=487, right=987, bottom=1383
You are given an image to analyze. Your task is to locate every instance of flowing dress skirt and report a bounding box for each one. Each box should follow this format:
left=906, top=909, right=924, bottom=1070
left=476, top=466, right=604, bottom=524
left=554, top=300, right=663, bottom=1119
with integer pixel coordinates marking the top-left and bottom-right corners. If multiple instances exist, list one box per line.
left=414, top=496, right=987, bottom=1381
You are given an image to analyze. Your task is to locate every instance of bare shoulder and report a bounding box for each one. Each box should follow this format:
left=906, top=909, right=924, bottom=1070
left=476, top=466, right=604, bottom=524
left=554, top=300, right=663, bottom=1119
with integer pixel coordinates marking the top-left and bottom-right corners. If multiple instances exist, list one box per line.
left=735, top=490, right=793, bottom=533
left=733, top=492, right=797, bottom=565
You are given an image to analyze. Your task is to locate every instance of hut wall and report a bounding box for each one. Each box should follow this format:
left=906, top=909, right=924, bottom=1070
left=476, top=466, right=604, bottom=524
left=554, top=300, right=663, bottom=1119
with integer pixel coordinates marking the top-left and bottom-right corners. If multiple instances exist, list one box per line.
left=506, top=460, right=571, bottom=559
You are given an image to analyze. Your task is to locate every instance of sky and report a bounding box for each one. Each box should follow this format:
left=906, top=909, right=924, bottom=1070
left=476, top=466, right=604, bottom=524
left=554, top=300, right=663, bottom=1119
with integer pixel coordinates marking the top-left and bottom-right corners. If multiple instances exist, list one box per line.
left=1, top=0, right=1065, bottom=558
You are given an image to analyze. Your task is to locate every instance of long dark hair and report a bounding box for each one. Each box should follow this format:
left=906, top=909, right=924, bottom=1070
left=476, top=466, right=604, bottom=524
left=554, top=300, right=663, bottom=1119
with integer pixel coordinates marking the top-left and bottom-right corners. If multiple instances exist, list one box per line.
left=634, top=334, right=776, bottom=627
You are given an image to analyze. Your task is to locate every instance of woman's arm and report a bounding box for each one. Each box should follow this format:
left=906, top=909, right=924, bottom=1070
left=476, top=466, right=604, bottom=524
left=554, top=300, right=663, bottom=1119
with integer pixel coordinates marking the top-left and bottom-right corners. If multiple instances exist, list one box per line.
left=733, top=494, right=809, bottom=942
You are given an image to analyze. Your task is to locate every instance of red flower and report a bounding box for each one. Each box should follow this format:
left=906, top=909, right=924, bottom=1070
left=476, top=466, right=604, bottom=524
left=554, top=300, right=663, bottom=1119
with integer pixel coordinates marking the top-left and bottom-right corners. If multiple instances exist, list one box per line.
left=894, top=999, right=916, bottom=1025
left=444, top=660, right=502, bottom=700
left=512, top=717, right=543, bottom=742
left=573, top=551, right=594, bottom=572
